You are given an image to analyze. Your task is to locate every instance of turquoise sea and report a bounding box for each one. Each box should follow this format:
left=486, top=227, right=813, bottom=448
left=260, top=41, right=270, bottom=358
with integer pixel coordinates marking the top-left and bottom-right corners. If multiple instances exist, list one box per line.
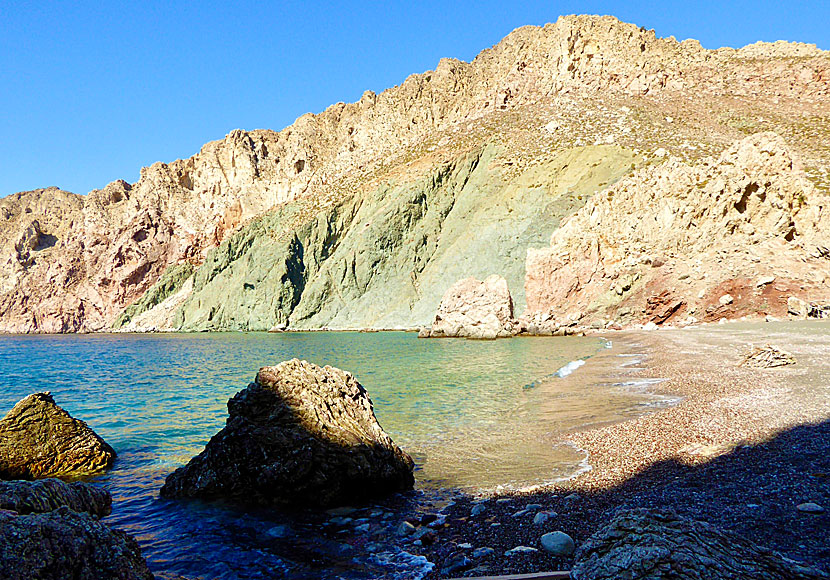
left=0, top=331, right=661, bottom=579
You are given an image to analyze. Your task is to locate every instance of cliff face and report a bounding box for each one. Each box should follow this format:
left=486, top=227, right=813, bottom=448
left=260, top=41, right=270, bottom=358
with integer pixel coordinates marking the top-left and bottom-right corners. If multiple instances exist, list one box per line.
left=1, top=15, right=829, bottom=332
left=525, top=133, right=830, bottom=327
left=172, top=144, right=637, bottom=331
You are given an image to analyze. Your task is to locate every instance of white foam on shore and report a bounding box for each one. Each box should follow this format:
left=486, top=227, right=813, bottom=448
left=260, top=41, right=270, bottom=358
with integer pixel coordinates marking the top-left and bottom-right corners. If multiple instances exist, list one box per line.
left=368, top=549, right=435, bottom=579
left=554, top=359, right=586, bottom=377
left=617, top=353, right=646, bottom=367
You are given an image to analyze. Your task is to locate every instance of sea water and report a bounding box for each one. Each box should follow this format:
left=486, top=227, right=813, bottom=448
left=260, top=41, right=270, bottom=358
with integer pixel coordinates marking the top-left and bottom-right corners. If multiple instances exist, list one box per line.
left=0, top=331, right=662, bottom=579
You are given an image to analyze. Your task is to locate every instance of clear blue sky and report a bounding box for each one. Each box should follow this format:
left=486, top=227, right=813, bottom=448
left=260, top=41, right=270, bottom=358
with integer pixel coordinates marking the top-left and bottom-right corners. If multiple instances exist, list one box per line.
left=1, top=1, right=827, bottom=197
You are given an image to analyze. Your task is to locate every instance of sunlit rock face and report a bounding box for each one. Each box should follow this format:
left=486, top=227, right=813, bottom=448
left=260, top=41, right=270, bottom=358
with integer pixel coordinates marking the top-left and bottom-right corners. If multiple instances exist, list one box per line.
left=525, top=133, right=830, bottom=328
left=161, top=359, right=414, bottom=507
left=0, top=392, right=116, bottom=479
left=1, top=15, right=828, bottom=333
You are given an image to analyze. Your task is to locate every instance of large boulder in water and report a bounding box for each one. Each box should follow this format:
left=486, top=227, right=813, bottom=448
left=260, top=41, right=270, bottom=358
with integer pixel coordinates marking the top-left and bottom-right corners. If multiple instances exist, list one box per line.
left=0, top=506, right=153, bottom=580
left=425, top=274, right=516, bottom=339
left=0, top=478, right=111, bottom=517
left=0, top=393, right=116, bottom=479
left=161, top=359, right=415, bottom=507
left=572, top=509, right=827, bottom=580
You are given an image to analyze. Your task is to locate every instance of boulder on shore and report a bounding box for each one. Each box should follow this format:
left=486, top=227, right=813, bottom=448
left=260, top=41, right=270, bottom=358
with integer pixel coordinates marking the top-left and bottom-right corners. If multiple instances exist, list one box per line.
left=0, top=506, right=153, bottom=580
left=161, top=359, right=415, bottom=507
left=425, top=275, right=516, bottom=339
left=0, top=393, right=116, bottom=479
left=572, top=509, right=827, bottom=580
left=0, top=478, right=111, bottom=517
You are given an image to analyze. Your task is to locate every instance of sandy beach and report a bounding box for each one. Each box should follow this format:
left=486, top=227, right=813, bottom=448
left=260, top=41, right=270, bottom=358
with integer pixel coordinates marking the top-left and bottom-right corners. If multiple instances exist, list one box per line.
left=417, top=320, right=830, bottom=578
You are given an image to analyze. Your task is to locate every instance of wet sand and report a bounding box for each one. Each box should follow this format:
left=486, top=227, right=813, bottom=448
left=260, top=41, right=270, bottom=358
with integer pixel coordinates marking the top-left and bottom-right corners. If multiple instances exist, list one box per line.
left=416, top=320, right=830, bottom=578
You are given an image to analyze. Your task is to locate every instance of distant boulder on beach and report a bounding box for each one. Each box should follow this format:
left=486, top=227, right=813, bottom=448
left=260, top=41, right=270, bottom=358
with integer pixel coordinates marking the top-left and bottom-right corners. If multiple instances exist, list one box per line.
left=424, top=275, right=517, bottom=339
left=161, top=359, right=415, bottom=507
left=0, top=393, right=116, bottom=480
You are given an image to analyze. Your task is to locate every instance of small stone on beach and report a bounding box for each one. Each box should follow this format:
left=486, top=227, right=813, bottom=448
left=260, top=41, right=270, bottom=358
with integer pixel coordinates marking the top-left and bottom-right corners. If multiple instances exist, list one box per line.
left=540, top=531, right=575, bottom=556
left=472, top=547, right=495, bottom=559
left=796, top=502, right=825, bottom=514
left=505, top=546, right=538, bottom=556
left=397, top=521, right=417, bottom=535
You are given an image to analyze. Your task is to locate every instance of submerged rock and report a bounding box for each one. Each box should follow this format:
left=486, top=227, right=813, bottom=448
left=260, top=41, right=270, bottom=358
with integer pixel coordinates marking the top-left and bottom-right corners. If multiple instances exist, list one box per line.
left=571, top=509, right=827, bottom=580
left=0, top=478, right=111, bottom=517
left=0, top=507, right=153, bottom=580
left=427, top=275, right=516, bottom=339
left=0, top=393, right=116, bottom=479
left=161, top=359, right=415, bottom=507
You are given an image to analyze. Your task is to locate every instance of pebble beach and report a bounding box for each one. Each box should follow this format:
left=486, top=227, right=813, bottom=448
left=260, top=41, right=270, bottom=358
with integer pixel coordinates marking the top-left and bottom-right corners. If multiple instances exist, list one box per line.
left=413, top=320, right=830, bottom=578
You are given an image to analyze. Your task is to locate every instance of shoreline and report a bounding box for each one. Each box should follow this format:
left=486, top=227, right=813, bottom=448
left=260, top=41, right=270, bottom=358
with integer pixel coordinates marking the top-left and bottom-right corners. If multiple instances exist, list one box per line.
left=413, top=320, right=830, bottom=578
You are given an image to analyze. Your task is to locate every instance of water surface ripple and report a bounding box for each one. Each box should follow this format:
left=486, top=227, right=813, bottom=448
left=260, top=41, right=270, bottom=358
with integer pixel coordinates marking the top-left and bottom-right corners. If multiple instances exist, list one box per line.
left=0, top=331, right=656, bottom=579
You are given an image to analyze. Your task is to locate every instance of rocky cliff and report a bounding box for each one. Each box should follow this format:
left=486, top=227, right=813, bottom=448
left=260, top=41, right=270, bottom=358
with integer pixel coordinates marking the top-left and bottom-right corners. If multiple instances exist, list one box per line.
left=525, top=132, right=830, bottom=327
left=1, top=15, right=828, bottom=332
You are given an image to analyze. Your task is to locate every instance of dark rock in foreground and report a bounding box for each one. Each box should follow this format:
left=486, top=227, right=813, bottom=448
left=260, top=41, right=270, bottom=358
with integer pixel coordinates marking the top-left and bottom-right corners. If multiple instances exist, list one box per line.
left=0, top=392, right=116, bottom=479
left=0, top=506, right=153, bottom=580
left=572, top=509, right=828, bottom=580
left=0, top=478, right=111, bottom=517
left=161, top=359, right=415, bottom=507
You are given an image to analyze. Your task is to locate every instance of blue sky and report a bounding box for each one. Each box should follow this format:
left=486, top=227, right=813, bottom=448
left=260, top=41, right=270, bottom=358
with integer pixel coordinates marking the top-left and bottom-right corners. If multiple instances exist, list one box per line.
left=1, top=1, right=827, bottom=197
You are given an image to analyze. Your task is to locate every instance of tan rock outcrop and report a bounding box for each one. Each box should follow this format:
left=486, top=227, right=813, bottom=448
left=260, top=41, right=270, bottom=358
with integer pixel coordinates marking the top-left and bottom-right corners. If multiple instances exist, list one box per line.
left=426, top=275, right=516, bottom=339
left=525, top=133, right=830, bottom=327
left=0, top=393, right=116, bottom=479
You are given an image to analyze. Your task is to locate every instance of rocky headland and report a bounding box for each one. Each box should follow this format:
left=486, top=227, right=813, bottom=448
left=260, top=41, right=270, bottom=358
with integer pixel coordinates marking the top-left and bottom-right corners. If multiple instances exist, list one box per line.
left=1, top=14, right=828, bottom=333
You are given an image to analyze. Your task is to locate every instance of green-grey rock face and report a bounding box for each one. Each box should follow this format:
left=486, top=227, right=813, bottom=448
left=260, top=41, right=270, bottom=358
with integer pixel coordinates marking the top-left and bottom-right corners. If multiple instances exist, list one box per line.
left=175, top=144, right=639, bottom=331
left=112, top=263, right=195, bottom=329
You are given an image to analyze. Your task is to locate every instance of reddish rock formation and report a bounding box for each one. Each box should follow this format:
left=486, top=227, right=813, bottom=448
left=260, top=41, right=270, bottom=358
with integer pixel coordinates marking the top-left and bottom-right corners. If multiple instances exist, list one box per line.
left=525, top=133, right=830, bottom=328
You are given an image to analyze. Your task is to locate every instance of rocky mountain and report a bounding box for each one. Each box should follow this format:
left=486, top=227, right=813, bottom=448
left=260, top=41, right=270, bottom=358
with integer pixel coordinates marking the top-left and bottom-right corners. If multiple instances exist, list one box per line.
left=1, top=15, right=828, bottom=333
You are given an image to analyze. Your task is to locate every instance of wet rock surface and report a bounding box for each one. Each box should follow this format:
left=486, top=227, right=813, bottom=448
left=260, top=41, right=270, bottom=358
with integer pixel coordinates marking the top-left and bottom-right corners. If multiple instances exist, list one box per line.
left=0, top=506, right=154, bottom=580
left=0, top=478, right=111, bottom=517
left=161, top=359, right=414, bottom=507
left=571, top=509, right=828, bottom=580
left=0, top=392, right=116, bottom=479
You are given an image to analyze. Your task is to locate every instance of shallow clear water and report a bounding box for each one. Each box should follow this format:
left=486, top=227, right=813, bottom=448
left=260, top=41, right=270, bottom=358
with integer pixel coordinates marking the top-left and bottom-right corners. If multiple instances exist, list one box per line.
left=0, top=331, right=659, bottom=579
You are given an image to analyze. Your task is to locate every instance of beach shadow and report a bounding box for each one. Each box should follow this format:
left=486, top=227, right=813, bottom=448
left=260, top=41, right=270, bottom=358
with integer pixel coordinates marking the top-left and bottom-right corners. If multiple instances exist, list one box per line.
left=516, top=418, right=830, bottom=573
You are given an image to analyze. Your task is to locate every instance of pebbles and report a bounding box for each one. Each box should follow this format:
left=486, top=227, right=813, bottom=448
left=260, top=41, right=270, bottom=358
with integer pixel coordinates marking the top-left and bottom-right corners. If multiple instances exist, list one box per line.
left=471, top=504, right=487, bottom=517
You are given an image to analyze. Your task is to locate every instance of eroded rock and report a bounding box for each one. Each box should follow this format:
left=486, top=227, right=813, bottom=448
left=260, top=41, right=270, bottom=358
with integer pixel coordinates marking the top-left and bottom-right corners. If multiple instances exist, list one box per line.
left=740, top=345, right=796, bottom=368
left=0, top=479, right=111, bottom=517
left=571, top=509, right=827, bottom=580
left=427, top=275, right=516, bottom=339
left=0, top=507, right=153, bottom=580
left=0, top=393, right=116, bottom=479
left=526, top=133, right=830, bottom=327
left=161, top=360, right=414, bottom=507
